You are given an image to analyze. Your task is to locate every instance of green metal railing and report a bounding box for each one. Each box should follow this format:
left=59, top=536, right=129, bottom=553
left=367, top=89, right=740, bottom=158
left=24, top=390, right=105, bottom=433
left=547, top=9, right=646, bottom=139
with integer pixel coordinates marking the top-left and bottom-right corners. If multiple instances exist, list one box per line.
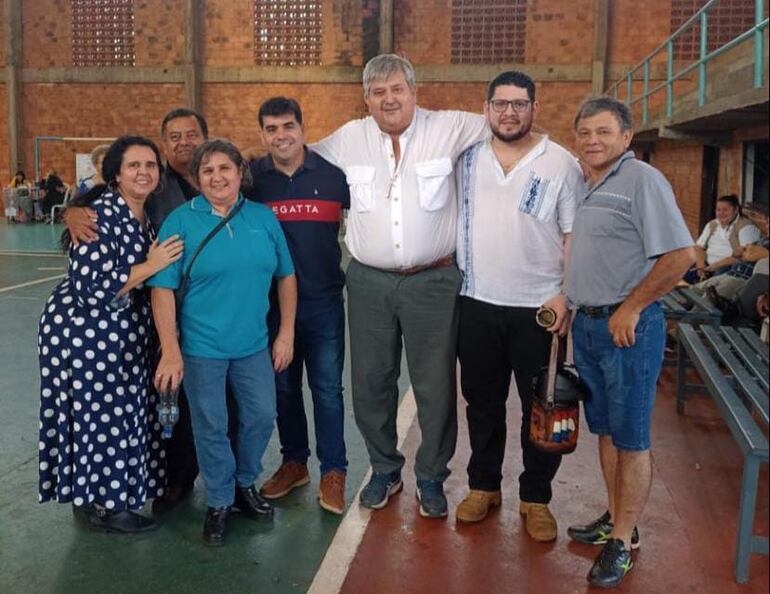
left=606, top=0, right=769, bottom=125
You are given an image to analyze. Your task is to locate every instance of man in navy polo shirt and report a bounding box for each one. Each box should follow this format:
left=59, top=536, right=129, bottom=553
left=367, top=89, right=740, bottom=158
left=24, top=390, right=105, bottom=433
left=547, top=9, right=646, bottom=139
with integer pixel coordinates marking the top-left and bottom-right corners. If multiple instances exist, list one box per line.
left=244, top=97, right=350, bottom=514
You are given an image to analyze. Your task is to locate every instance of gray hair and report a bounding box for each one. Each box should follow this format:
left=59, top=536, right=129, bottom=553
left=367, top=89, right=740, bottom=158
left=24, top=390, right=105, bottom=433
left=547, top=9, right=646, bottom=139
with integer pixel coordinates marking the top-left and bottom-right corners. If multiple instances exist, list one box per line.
left=363, top=54, right=416, bottom=96
left=189, top=139, right=253, bottom=188
left=574, top=96, right=634, bottom=131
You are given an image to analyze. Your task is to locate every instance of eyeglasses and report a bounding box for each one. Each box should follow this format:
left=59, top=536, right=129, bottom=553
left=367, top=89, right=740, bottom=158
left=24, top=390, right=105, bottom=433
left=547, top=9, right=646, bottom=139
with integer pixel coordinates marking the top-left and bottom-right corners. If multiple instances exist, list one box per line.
left=489, top=99, right=531, bottom=113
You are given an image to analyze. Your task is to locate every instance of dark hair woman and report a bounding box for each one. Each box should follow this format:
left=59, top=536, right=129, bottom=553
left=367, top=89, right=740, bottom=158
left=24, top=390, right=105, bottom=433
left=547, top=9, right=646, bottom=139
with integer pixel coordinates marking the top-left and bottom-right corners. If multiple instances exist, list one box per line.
left=38, top=135, right=184, bottom=533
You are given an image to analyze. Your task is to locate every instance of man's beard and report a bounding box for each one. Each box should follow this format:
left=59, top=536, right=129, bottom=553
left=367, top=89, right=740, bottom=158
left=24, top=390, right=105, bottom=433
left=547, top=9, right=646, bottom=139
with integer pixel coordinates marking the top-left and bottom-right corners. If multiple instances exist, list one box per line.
left=491, top=118, right=532, bottom=143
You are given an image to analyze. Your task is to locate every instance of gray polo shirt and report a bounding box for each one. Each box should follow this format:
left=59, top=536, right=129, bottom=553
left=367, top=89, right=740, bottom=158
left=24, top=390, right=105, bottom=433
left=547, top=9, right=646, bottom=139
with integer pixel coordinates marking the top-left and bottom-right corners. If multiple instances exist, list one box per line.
left=566, top=151, right=693, bottom=307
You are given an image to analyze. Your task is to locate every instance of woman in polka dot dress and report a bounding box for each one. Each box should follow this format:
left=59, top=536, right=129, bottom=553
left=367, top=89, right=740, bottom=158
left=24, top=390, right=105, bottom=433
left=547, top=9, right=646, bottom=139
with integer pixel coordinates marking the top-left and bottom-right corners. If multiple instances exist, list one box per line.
left=38, top=136, right=184, bottom=533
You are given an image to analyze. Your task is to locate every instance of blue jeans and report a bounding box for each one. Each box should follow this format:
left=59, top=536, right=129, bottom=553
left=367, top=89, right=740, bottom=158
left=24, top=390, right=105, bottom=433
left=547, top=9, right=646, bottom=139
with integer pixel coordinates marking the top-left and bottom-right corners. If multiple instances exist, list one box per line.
left=572, top=303, right=666, bottom=451
left=183, top=349, right=276, bottom=507
left=269, top=297, right=347, bottom=475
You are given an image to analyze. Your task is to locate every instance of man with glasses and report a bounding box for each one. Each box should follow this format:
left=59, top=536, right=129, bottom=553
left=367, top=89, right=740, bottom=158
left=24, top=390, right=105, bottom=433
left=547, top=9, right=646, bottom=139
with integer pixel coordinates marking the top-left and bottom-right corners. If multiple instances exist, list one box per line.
left=312, top=54, right=488, bottom=518
left=454, top=71, right=582, bottom=541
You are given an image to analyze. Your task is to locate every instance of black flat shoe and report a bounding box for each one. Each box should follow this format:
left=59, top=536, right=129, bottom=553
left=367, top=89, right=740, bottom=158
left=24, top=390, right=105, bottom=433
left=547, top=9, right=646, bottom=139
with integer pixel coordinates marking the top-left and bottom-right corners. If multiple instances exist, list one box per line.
left=234, top=485, right=274, bottom=519
left=203, top=506, right=230, bottom=546
left=73, top=505, right=157, bottom=534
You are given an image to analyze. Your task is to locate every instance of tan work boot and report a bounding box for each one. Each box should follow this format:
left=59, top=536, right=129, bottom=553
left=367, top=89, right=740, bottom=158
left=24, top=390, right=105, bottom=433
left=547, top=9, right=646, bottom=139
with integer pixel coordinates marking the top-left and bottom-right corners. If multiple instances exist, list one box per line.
left=260, top=461, right=310, bottom=499
left=318, top=470, right=346, bottom=515
left=519, top=501, right=557, bottom=542
left=456, top=489, right=502, bottom=523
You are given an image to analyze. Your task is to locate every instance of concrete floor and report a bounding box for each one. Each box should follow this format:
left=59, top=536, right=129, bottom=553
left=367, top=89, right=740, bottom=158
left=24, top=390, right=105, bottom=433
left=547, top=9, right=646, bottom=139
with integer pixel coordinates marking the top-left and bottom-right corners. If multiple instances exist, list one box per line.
left=0, top=221, right=768, bottom=594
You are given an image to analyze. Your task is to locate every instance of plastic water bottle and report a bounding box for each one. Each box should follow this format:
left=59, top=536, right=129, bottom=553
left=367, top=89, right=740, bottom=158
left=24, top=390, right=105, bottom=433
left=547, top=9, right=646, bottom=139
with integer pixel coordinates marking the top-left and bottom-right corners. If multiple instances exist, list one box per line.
left=158, top=387, right=180, bottom=439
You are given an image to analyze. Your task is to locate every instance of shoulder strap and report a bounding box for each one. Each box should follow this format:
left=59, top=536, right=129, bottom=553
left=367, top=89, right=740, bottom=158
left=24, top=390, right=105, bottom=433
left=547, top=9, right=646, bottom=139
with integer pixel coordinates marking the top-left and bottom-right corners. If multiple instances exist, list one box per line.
left=545, top=333, right=568, bottom=405
left=176, top=198, right=245, bottom=311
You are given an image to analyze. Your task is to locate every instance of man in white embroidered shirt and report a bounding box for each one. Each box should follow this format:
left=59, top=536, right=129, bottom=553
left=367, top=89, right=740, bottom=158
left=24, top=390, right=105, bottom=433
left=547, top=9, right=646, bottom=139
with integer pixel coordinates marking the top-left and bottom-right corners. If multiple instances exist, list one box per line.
left=454, top=71, right=582, bottom=540
left=313, top=54, right=488, bottom=517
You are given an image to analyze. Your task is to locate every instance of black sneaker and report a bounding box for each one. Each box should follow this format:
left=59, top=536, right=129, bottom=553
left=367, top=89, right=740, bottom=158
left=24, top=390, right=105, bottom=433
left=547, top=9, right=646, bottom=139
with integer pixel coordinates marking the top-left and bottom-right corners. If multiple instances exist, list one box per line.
left=567, top=511, right=640, bottom=549
left=234, top=485, right=274, bottom=519
left=203, top=506, right=231, bottom=547
left=587, top=538, right=634, bottom=588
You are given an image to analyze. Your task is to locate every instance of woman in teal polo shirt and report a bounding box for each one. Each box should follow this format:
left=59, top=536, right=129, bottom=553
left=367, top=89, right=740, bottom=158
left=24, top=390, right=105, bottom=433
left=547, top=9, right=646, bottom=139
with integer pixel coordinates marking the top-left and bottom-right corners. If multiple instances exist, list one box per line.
left=148, top=139, right=297, bottom=546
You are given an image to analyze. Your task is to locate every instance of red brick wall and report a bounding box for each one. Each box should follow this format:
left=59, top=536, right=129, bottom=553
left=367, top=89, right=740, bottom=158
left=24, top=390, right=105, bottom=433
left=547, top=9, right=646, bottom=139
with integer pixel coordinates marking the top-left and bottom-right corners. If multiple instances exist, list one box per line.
left=23, top=84, right=186, bottom=183
left=22, top=0, right=72, bottom=68
left=608, top=0, right=673, bottom=66
left=202, top=83, right=366, bottom=151
left=650, top=141, right=704, bottom=237
left=525, top=0, right=593, bottom=64
left=134, top=0, right=186, bottom=67
left=394, top=0, right=452, bottom=63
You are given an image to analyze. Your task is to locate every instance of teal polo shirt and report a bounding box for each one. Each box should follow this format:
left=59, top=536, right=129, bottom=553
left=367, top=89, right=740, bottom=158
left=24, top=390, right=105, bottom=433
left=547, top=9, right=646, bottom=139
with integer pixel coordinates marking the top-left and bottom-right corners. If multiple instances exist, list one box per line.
left=147, top=194, right=294, bottom=359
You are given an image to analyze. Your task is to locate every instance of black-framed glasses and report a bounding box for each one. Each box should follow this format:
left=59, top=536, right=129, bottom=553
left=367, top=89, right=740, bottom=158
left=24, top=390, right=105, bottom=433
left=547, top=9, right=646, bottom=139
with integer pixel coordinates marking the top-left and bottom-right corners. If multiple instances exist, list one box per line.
left=489, top=99, right=531, bottom=113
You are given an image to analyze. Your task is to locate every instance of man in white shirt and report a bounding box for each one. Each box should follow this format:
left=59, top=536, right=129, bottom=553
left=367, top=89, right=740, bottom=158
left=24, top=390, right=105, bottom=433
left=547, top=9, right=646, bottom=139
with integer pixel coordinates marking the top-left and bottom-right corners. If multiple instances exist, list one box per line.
left=454, top=71, right=582, bottom=541
left=313, top=54, right=488, bottom=517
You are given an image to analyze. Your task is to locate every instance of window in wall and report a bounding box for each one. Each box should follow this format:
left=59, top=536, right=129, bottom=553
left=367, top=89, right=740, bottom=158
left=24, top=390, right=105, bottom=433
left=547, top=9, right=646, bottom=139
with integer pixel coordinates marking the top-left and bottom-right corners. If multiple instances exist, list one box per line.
left=451, top=0, right=527, bottom=64
left=743, top=140, right=769, bottom=212
left=71, top=0, right=135, bottom=67
left=253, top=0, right=323, bottom=66
left=671, top=0, right=758, bottom=61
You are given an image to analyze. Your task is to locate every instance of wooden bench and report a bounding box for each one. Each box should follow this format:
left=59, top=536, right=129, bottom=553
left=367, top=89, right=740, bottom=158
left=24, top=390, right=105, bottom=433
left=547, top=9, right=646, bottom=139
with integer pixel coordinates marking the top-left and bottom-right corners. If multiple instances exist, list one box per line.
left=676, top=323, right=769, bottom=583
left=661, top=286, right=723, bottom=328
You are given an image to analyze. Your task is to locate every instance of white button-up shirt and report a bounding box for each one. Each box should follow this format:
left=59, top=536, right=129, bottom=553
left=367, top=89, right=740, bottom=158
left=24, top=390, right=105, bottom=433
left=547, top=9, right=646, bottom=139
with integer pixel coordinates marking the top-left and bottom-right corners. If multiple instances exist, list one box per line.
left=313, top=108, right=488, bottom=269
left=457, top=137, right=581, bottom=307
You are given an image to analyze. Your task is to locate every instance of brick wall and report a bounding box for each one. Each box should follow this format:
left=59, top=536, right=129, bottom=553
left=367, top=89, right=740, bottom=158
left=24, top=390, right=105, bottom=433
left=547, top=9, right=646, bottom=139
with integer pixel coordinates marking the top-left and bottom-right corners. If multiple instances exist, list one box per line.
left=608, top=0, right=673, bottom=66
left=134, top=0, right=186, bottom=67
left=394, top=0, right=452, bottom=63
left=23, top=84, right=186, bottom=183
left=22, top=0, right=72, bottom=68
left=525, top=0, right=593, bottom=64
left=202, top=83, right=365, bottom=150
left=650, top=140, right=704, bottom=237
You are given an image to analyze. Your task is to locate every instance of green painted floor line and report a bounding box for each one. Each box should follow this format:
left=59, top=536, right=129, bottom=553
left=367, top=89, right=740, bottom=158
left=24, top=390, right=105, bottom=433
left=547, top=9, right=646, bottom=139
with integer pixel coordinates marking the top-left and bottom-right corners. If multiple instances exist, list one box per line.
left=0, top=229, right=410, bottom=594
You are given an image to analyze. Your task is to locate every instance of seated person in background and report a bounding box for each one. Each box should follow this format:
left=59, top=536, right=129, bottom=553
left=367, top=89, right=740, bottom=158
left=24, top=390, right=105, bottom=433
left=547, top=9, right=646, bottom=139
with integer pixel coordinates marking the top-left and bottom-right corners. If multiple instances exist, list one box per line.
left=691, top=206, right=769, bottom=302
left=41, top=169, right=68, bottom=219
left=684, top=194, right=760, bottom=283
left=706, top=257, right=769, bottom=327
left=7, top=170, right=34, bottom=221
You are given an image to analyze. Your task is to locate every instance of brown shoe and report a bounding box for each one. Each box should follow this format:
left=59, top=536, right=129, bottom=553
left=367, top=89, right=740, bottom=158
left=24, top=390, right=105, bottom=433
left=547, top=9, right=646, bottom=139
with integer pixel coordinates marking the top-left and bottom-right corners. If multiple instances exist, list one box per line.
left=519, top=501, right=557, bottom=542
left=318, top=470, right=346, bottom=515
left=456, top=489, right=502, bottom=523
left=260, top=461, right=310, bottom=500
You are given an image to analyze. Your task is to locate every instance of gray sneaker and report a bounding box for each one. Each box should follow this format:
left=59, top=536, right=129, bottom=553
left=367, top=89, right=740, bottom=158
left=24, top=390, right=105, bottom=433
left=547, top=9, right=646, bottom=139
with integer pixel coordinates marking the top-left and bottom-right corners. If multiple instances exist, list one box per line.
left=359, top=471, right=403, bottom=509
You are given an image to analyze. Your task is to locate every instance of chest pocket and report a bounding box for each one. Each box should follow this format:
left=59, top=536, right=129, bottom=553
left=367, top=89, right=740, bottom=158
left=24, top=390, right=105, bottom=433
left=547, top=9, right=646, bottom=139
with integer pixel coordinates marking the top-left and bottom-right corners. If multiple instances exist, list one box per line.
left=415, top=158, right=453, bottom=212
left=518, top=172, right=559, bottom=222
left=345, top=166, right=376, bottom=213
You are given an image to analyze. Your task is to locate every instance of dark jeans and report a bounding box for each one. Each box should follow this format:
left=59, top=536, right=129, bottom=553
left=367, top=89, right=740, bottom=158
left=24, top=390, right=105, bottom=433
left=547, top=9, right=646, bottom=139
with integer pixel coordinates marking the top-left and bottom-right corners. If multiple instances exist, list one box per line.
left=458, top=297, right=562, bottom=503
left=268, top=296, right=347, bottom=475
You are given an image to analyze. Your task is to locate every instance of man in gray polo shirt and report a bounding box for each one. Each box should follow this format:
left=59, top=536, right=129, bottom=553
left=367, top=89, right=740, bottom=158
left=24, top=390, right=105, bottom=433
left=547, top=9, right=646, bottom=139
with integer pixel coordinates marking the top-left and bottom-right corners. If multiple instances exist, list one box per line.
left=565, top=96, right=694, bottom=589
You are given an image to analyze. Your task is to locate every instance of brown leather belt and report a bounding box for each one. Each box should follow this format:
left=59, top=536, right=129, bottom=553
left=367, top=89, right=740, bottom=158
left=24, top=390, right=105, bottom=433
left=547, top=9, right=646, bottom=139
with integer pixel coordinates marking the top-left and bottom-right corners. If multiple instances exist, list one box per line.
left=385, top=255, right=454, bottom=276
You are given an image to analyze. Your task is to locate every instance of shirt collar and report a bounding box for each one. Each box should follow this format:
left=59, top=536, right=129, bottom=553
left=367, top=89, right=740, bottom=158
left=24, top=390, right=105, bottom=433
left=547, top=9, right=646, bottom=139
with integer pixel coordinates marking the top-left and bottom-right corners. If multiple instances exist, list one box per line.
left=189, top=193, right=244, bottom=216
left=586, top=150, right=636, bottom=194
left=259, top=146, right=317, bottom=175
left=377, top=107, right=419, bottom=143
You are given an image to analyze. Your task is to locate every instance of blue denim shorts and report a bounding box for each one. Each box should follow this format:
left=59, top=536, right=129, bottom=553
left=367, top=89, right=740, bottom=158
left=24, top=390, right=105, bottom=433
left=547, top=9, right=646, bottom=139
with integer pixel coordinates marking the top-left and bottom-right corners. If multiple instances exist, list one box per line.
left=572, top=303, right=666, bottom=451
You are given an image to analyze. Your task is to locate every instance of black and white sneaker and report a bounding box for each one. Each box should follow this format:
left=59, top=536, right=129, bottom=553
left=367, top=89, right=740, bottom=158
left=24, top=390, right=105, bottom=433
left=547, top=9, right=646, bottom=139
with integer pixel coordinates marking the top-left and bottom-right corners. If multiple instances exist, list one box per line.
left=587, top=538, right=634, bottom=588
left=567, top=511, right=640, bottom=549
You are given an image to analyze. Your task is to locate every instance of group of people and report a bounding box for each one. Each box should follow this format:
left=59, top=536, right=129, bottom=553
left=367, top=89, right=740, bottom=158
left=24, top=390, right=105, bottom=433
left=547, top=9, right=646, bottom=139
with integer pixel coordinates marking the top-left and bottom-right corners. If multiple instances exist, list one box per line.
left=38, top=53, right=701, bottom=588
left=4, top=169, right=67, bottom=222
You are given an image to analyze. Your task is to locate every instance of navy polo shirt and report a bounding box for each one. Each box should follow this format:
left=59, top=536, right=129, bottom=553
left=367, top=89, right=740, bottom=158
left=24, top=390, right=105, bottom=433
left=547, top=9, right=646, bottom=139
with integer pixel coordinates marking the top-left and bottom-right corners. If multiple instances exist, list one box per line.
left=245, top=148, right=350, bottom=301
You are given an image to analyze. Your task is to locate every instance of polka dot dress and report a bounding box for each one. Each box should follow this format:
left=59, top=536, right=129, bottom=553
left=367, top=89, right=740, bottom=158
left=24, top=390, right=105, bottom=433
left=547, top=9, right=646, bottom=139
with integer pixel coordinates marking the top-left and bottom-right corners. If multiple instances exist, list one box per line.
left=38, top=190, right=165, bottom=511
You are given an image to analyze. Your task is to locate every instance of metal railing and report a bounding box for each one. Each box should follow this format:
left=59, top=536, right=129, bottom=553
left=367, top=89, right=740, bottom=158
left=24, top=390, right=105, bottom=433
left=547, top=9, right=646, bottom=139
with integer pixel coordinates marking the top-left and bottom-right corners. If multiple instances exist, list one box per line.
left=606, top=0, right=768, bottom=125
